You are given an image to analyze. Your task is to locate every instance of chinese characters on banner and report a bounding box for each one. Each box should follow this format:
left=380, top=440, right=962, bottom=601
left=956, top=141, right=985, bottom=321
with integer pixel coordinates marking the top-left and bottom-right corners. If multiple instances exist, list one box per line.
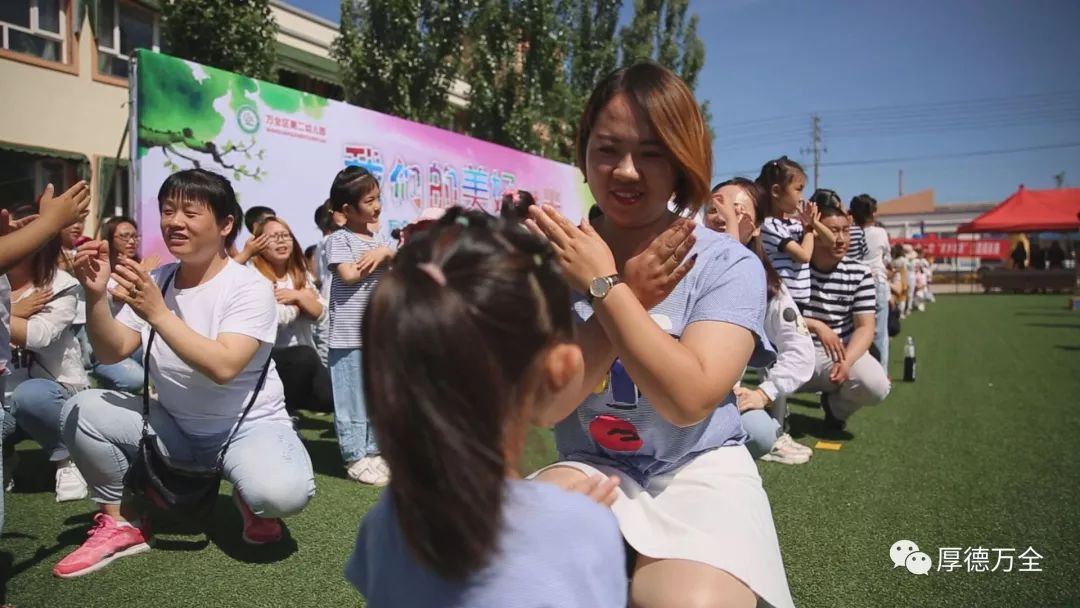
left=891, top=238, right=1009, bottom=259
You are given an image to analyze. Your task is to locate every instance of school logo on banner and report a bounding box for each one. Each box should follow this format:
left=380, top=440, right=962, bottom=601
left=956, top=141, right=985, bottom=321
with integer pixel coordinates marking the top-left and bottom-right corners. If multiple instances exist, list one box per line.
left=236, top=104, right=260, bottom=134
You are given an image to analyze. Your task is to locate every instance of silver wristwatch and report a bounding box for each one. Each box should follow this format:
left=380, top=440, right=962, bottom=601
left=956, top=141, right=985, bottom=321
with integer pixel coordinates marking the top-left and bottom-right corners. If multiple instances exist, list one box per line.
left=587, top=274, right=623, bottom=304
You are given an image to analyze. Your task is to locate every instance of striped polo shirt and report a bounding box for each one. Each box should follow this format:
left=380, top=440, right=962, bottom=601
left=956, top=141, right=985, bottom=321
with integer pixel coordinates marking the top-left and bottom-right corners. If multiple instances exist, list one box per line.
left=761, top=216, right=811, bottom=305
left=326, top=228, right=390, bottom=349
left=804, top=257, right=876, bottom=343
left=848, top=225, right=869, bottom=261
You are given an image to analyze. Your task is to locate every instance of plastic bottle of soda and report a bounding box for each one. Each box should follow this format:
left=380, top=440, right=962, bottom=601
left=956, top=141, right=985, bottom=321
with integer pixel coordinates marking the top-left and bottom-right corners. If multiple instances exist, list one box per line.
left=903, top=336, right=917, bottom=382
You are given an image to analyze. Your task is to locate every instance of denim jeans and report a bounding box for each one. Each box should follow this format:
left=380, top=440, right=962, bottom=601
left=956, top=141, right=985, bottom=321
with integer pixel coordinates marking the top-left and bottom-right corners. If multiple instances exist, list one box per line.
left=874, top=280, right=891, bottom=373
left=328, top=348, right=376, bottom=463
left=740, top=409, right=781, bottom=460
left=61, top=389, right=315, bottom=516
left=9, top=379, right=78, bottom=461
left=92, top=356, right=144, bottom=394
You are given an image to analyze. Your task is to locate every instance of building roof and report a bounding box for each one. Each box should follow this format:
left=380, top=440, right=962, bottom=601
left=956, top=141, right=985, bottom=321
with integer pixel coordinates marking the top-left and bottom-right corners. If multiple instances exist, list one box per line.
left=877, top=189, right=935, bottom=216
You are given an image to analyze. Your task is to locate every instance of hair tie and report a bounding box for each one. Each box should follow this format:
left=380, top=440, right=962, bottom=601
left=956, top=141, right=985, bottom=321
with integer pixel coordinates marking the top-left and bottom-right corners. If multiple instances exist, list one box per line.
left=503, top=188, right=521, bottom=204
left=454, top=216, right=470, bottom=227
left=417, top=263, right=447, bottom=286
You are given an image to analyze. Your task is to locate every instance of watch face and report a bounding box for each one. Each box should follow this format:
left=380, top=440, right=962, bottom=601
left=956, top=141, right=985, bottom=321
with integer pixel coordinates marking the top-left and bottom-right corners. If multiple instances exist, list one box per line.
left=589, top=277, right=610, bottom=299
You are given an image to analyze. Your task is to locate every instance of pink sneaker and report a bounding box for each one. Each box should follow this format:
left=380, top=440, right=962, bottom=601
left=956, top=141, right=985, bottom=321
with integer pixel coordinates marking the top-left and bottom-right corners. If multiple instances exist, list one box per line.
left=234, top=492, right=283, bottom=545
left=53, top=513, right=151, bottom=578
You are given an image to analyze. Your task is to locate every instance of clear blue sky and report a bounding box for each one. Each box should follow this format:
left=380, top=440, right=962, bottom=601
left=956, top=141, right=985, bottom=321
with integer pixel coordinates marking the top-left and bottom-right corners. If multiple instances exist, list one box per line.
left=289, top=0, right=1080, bottom=205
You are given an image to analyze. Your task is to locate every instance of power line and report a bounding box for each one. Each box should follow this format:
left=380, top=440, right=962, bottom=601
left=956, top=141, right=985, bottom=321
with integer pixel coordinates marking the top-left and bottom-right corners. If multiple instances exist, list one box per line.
left=816, top=142, right=1080, bottom=168
left=712, top=141, right=1080, bottom=177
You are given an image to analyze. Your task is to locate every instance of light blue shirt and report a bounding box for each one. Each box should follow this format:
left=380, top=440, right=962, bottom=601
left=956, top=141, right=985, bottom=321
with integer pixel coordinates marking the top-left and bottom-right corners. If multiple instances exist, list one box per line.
left=346, top=480, right=628, bottom=608
left=555, top=226, right=774, bottom=484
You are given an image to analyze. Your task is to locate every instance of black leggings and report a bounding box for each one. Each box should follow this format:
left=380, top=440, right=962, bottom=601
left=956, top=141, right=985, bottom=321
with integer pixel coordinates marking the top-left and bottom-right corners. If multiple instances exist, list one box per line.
left=270, top=345, right=333, bottom=415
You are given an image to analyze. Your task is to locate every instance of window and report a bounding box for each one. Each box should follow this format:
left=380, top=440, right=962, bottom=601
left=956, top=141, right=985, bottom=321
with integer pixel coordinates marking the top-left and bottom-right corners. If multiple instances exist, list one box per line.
left=0, top=149, right=81, bottom=212
left=96, top=157, right=131, bottom=217
left=96, top=0, right=158, bottom=80
left=0, top=0, right=67, bottom=63
left=276, top=69, right=345, bottom=101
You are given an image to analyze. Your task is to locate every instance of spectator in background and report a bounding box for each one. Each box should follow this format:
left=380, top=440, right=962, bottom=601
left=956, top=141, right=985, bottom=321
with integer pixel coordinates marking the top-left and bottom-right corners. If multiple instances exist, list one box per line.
left=849, top=195, right=891, bottom=368
left=232, top=205, right=278, bottom=265
left=244, top=205, right=276, bottom=234
left=90, top=216, right=156, bottom=394
left=1047, top=241, right=1066, bottom=269
left=1, top=180, right=92, bottom=532
left=707, top=178, right=815, bottom=465
left=250, top=217, right=332, bottom=416
left=799, top=206, right=891, bottom=431
left=1029, top=241, right=1046, bottom=270
left=311, top=200, right=344, bottom=367
left=1010, top=241, right=1027, bottom=270
left=4, top=205, right=91, bottom=503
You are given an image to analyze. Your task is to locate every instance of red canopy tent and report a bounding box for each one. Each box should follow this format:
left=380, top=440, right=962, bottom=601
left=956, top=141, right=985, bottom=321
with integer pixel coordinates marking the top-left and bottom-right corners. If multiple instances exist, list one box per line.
left=957, top=186, right=1080, bottom=233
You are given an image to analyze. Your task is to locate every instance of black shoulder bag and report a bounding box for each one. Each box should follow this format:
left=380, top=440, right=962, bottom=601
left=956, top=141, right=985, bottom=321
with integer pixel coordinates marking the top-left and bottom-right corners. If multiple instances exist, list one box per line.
left=123, top=272, right=272, bottom=520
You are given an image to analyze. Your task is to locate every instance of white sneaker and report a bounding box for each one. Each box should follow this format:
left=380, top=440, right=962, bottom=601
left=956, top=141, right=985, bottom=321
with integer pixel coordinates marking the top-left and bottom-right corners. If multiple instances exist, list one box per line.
left=346, top=457, right=372, bottom=483
left=777, top=434, right=813, bottom=457
left=364, top=456, right=390, bottom=487
left=760, top=440, right=811, bottom=465
left=55, top=460, right=89, bottom=502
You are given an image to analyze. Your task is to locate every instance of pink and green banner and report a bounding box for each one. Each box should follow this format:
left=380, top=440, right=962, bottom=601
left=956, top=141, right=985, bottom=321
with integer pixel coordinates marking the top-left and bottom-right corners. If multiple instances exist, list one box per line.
left=132, top=50, right=590, bottom=259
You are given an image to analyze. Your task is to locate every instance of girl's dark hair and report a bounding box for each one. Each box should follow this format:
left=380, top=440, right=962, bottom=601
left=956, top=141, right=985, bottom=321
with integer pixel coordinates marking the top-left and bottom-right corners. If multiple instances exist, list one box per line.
left=578, top=61, right=712, bottom=215
left=243, top=205, right=276, bottom=233
left=362, top=207, right=573, bottom=581
left=809, top=188, right=843, bottom=211
left=12, top=205, right=60, bottom=288
left=157, top=169, right=242, bottom=248
left=314, top=199, right=336, bottom=232
left=755, top=155, right=806, bottom=216
left=712, top=178, right=782, bottom=300
left=304, top=244, right=317, bottom=258
left=101, top=215, right=140, bottom=267
left=499, top=189, right=536, bottom=223
left=849, top=194, right=877, bottom=227
left=329, top=166, right=379, bottom=212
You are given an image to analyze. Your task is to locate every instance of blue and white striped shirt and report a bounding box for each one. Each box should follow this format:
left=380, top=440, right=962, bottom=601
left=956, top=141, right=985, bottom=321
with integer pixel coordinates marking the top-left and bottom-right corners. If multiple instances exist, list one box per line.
left=761, top=216, right=811, bottom=305
left=326, top=228, right=389, bottom=349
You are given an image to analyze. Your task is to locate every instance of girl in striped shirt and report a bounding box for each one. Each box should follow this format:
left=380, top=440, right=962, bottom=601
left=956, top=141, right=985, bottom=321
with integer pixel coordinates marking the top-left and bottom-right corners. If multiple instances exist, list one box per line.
left=756, top=157, right=834, bottom=307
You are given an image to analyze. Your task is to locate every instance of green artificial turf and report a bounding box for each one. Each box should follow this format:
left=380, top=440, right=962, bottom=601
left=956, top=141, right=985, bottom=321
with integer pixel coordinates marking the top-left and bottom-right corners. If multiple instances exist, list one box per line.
left=2, top=294, right=1079, bottom=607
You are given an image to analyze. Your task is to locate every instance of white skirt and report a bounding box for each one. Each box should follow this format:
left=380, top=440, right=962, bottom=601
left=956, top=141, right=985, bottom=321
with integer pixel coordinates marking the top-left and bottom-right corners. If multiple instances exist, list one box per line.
left=534, top=445, right=795, bottom=608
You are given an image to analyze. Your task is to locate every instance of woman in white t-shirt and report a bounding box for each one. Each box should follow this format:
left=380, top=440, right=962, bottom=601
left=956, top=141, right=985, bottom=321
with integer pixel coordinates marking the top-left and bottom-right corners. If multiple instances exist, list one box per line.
left=53, top=169, right=315, bottom=579
left=250, top=216, right=332, bottom=415
left=3, top=206, right=91, bottom=503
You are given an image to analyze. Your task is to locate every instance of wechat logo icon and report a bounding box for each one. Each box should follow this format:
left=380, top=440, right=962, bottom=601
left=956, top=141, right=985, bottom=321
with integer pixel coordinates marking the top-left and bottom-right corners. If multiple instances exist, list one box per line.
left=891, top=540, right=932, bottom=575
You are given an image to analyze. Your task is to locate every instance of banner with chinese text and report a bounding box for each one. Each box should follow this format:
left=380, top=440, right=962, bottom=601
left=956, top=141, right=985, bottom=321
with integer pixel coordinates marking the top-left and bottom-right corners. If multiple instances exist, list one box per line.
left=132, top=51, right=590, bottom=259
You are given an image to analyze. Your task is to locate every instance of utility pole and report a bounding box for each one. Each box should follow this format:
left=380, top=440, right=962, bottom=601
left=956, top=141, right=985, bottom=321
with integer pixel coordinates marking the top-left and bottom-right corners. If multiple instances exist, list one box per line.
left=1054, top=171, right=1066, bottom=188
left=801, top=113, right=825, bottom=191
left=898, top=169, right=904, bottom=196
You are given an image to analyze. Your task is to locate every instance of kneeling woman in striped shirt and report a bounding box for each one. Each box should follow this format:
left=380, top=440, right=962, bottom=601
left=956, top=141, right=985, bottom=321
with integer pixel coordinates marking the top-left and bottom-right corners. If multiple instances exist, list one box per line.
left=798, top=205, right=892, bottom=431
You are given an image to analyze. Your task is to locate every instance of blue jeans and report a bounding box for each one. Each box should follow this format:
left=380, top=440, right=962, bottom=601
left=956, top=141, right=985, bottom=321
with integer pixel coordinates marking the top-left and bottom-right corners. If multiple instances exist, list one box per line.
left=92, top=356, right=144, bottom=393
left=61, top=389, right=315, bottom=514
left=9, top=379, right=77, bottom=461
left=741, top=409, right=781, bottom=460
left=874, top=280, right=890, bottom=373
left=328, top=348, right=376, bottom=462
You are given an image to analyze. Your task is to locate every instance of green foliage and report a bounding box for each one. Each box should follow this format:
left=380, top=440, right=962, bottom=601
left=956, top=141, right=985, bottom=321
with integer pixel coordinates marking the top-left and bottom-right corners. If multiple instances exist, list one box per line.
left=618, top=0, right=710, bottom=127
left=136, top=51, right=329, bottom=182
left=331, top=0, right=475, bottom=128
left=466, top=0, right=571, bottom=158
left=160, top=0, right=279, bottom=82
